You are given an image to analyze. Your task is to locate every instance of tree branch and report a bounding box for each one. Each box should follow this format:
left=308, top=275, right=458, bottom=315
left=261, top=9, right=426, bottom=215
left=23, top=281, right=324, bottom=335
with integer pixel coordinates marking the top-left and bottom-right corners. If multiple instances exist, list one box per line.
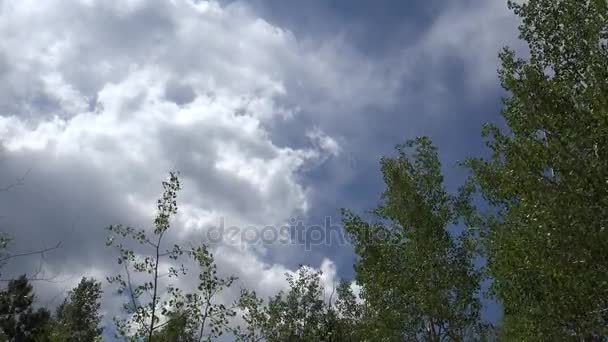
left=0, top=241, right=62, bottom=263
left=0, top=168, right=31, bottom=193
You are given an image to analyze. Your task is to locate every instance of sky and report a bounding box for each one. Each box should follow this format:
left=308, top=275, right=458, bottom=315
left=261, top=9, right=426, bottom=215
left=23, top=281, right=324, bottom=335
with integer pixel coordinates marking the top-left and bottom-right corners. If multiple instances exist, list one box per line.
left=0, top=0, right=522, bottom=335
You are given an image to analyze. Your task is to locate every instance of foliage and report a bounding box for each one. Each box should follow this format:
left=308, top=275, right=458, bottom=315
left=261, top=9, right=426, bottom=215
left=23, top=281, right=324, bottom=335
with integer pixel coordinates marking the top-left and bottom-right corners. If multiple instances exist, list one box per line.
left=51, top=277, right=103, bottom=342
left=236, top=266, right=362, bottom=342
left=464, top=0, right=608, bottom=339
left=342, top=137, right=485, bottom=341
left=151, top=311, right=196, bottom=342
left=105, top=172, right=236, bottom=341
left=165, top=246, right=238, bottom=342
left=0, top=275, right=51, bottom=341
left=0, top=235, right=11, bottom=274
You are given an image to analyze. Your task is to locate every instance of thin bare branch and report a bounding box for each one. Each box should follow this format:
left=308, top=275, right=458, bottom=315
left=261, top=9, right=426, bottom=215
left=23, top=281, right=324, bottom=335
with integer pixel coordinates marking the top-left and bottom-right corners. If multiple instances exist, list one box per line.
left=0, top=168, right=31, bottom=193
left=0, top=241, right=62, bottom=263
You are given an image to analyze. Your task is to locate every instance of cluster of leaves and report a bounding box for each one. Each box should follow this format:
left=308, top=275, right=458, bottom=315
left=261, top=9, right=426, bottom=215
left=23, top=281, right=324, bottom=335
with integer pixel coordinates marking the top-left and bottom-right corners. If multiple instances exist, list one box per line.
left=50, top=278, right=104, bottom=342
left=0, top=275, right=52, bottom=341
left=235, top=267, right=364, bottom=342
left=342, top=137, right=487, bottom=341
left=105, top=172, right=237, bottom=341
left=464, top=0, right=608, bottom=339
left=0, top=276, right=103, bottom=342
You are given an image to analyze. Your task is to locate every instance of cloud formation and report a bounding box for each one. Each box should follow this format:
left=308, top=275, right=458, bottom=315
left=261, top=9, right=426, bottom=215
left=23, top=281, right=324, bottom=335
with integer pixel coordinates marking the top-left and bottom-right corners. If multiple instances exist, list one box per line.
left=0, top=0, right=522, bottom=332
left=0, top=0, right=398, bottom=314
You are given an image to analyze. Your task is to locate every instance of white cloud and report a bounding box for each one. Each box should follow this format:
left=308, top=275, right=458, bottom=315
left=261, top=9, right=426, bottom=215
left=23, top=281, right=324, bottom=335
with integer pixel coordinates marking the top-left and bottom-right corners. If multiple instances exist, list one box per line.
left=425, top=0, right=519, bottom=87
left=395, top=0, right=522, bottom=95
left=307, top=129, right=341, bottom=157
left=0, top=0, right=399, bottom=323
left=0, top=0, right=526, bottom=334
left=0, top=0, right=383, bottom=225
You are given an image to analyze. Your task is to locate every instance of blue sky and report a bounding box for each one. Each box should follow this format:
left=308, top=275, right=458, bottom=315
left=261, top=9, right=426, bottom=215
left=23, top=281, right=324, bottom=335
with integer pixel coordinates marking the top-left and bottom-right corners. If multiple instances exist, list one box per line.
left=0, top=0, right=522, bottom=333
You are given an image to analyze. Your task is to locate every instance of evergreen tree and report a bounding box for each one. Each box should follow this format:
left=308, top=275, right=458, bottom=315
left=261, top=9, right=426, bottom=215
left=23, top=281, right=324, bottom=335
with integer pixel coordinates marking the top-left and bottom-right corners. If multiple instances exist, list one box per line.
left=0, top=275, right=51, bottom=341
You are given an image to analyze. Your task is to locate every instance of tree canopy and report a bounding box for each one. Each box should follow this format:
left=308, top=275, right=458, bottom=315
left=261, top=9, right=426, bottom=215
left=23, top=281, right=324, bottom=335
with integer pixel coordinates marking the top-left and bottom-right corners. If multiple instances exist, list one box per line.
left=465, top=0, right=608, bottom=339
left=1, top=0, right=607, bottom=340
left=343, top=137, right=484, bottom=341
left=51, top=277, right=103, bottom=342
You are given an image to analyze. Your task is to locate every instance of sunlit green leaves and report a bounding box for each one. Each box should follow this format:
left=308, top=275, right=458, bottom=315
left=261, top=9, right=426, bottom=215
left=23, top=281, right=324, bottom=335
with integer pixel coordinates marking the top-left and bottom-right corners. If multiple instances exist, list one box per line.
left=342, top=138, right=485, bottom=341
left=467, top=0, right=608, bottom=339
left=105, top=173, right=236, bottom=341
